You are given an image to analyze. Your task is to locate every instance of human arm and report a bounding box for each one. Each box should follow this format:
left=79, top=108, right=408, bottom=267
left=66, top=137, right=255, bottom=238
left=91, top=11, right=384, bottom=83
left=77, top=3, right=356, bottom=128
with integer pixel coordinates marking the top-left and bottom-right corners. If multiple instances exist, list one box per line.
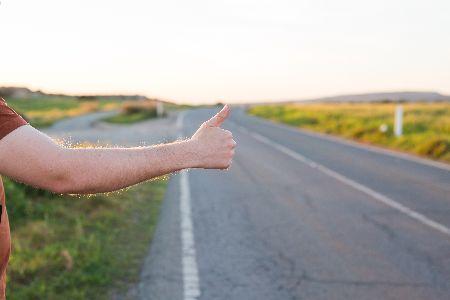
left=0, top=105, right=235, bottom=194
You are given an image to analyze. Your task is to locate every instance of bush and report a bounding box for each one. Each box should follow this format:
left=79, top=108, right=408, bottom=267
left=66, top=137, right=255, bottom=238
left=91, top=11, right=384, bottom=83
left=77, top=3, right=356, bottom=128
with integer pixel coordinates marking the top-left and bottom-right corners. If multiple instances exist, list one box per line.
left=122, top=101, right=157, bottom=116
left=104, top=101, right=161, bottom=124
left=417, top=138, right=450, bottom=159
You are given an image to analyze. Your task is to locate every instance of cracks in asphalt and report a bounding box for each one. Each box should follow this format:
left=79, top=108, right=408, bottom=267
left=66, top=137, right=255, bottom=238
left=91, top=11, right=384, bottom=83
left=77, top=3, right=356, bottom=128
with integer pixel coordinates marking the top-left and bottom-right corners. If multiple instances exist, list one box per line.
left=274, top=250, right=305, bottom=299
left=272, top=247, right=428, bottom=300
left=361, top=212, right=449, bottom=288
left=361, top=213, right=397, bottom=240
left=277, top=248, right=426, bottom=288
left=297, top=190, right=318, bottom=212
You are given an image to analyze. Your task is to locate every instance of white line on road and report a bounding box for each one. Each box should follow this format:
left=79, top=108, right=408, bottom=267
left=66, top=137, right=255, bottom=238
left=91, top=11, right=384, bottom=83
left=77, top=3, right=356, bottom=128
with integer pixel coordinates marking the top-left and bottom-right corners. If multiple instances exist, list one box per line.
left=235, top=125, right=450, bottom=237
left=176, top=111, right=185, bottom=132
left=180, top=171, right=201, bottom=300
left=178, top=112, right=201, bottom=300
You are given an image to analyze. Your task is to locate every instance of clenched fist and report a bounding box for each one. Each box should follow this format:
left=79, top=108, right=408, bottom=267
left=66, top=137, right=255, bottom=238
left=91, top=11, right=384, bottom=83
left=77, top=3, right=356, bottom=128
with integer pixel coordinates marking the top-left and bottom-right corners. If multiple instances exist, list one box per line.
left=189, top=105, right=236, bottom=169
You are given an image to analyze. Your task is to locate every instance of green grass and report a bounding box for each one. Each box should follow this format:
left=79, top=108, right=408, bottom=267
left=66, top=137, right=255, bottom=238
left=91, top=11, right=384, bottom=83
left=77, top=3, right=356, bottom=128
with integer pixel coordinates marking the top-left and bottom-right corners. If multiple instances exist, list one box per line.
left=5, top=177, right=168, bottom=300
left=6, top=96, right=121, bottom=128
left=104, top=111, right=158, bottom=124
left=248, top=102, right=450, bottom=163
left=163, top=102, right=194, bottom=111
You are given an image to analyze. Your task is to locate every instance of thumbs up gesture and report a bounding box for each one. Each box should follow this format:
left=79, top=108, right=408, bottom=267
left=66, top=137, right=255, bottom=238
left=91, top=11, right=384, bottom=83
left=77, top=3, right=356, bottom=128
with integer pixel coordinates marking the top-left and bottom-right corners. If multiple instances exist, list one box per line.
left=190, top=105, right=236, bottom=169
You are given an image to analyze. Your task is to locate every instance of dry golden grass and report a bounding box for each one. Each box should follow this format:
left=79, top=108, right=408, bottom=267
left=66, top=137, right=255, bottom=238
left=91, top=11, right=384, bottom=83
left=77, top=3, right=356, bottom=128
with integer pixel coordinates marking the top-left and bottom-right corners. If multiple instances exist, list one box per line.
left=121, top=100, right=157, bottom=114
left=8, top=97, right=122, bottom=128
left=249, top=102, right=450, bottom=163
left=25, top=102, right=99, bottom=125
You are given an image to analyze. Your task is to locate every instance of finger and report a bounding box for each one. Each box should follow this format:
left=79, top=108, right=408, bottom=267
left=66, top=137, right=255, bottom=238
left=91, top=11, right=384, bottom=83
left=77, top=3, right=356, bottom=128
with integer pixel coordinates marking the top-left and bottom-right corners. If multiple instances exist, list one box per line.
left=204, top=104, right=230, bottom=127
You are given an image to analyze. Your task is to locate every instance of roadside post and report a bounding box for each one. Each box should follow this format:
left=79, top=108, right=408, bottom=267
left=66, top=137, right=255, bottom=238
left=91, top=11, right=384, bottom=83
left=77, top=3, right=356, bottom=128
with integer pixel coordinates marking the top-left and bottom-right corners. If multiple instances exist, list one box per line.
left=394, top=104, right=403, bottom=137
left=156, top=101, right=164, bottom=117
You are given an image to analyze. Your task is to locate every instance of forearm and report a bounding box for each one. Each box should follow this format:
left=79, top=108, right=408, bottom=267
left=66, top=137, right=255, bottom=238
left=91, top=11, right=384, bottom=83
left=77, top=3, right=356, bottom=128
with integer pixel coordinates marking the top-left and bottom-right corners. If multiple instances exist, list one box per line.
left=0, top=105, right=234, bottom=195
left=59, top=140, right=199, bottom=194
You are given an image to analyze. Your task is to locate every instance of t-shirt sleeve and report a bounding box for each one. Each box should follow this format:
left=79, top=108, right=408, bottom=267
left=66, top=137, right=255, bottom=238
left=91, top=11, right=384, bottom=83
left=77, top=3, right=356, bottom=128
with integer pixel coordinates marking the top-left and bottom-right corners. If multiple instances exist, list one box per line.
left=0, top=98, right=28, bottom=140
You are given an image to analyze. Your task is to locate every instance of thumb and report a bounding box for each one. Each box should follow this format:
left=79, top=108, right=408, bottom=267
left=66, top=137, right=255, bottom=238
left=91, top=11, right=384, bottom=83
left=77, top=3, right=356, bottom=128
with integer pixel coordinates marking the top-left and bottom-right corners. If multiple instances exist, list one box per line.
left=204, top=104, right=230, bottom=127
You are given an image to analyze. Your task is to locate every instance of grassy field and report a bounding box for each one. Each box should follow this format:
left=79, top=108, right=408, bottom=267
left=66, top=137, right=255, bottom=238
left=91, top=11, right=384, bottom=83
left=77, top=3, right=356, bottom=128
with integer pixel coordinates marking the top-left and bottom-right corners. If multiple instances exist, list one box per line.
left=7, top=96, right=121, bottom=128
left=248, top=102, right=450, bottom=163
left=5, top=176, right=167, bottom=300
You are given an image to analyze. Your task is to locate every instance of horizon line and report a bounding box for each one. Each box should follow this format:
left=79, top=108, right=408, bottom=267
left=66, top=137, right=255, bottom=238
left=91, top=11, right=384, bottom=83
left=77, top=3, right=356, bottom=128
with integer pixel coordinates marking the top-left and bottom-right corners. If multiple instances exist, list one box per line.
left=0, top=85, right=448, bottom=105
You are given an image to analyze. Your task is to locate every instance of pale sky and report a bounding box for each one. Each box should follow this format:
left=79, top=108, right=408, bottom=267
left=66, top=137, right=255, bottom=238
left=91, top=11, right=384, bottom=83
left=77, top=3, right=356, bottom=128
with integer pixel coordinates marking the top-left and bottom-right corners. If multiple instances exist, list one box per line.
left=1, top=0, right=449, bottom=104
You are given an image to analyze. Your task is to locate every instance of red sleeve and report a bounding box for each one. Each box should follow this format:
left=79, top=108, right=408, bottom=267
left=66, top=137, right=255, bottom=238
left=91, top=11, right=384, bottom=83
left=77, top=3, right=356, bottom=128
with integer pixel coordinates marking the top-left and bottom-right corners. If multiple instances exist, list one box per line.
left=0, top=98, right=28, bottom=140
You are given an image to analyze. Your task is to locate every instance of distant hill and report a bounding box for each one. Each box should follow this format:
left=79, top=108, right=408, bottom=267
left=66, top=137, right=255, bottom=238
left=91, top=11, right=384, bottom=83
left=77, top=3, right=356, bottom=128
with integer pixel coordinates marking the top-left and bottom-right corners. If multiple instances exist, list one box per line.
left=304, top=91, right=450, bottom=103
left=0, top=87, right=38, bottom=98
left=0, top=86, right=149, bottom=101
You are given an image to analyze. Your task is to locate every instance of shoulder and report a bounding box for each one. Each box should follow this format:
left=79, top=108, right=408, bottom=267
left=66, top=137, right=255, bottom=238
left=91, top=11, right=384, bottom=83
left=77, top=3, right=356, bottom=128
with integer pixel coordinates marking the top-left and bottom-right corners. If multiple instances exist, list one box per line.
left=0, top=98, right=28, bottom=140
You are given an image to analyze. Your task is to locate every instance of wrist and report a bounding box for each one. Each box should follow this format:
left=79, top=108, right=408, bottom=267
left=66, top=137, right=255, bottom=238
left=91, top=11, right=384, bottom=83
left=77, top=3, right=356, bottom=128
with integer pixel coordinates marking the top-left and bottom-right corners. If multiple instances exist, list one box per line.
left=179, top=139, right=201, bottom=169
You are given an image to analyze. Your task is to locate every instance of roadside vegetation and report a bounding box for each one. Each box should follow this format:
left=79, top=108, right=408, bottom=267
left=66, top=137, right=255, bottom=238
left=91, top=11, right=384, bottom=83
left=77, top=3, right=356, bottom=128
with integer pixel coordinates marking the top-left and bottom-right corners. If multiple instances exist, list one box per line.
left=7, top=96, right=121, bottom=128
left=103, top=100, right=160, bottom=124
left=5, top=176, right=167, bottom=300
left=103, top=100, right=194, bottom=124
left=248, top=102, right=450, bottom=163
left=6, top=95, right=193, bottom=128
left=2, top=94, right=177, bottom=299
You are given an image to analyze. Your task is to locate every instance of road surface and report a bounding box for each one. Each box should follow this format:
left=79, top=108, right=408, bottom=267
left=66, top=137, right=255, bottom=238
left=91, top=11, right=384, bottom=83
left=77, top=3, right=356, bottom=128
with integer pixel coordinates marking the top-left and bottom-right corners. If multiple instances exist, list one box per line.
left=138, top=108, right=450, bottom=300
left=44, top=110, right=178, bottom=146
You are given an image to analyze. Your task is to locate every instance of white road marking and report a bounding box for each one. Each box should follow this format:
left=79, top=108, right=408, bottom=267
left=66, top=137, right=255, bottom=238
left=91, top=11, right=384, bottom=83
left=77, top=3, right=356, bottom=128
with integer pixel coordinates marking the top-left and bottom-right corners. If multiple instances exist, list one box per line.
left=235, top=125, right=450, bottom=237
left=176, top=111, right=185, bottom=132
left=178, top=112, right=201, bottom=300
left=180, top=170, right=201, bottom=300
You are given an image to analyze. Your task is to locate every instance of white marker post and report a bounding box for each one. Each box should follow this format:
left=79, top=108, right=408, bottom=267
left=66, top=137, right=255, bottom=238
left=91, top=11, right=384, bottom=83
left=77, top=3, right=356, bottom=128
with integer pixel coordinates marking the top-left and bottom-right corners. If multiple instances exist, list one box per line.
left=394, top=104, right=403, bottom=137
left=156, top=101, right=164, bottom=117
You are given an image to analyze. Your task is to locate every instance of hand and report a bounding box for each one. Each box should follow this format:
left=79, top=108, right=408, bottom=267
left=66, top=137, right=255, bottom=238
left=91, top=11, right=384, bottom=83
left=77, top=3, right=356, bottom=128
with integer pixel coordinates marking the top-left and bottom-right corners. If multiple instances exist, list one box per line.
left=189, top=105, right=236, bottom=169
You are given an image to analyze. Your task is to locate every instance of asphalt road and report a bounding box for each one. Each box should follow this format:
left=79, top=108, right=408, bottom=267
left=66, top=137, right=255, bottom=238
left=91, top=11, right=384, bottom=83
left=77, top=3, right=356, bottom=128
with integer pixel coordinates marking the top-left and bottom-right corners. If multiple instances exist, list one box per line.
left=44, top=110, right=178, bottom=146
left=138, top=107, right=450, bottom=300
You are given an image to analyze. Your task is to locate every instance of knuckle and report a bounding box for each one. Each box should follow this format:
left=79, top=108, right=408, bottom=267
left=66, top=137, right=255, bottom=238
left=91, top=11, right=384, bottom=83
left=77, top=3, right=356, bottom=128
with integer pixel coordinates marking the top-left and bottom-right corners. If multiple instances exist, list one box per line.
left=222, top=129, right=233, bottom=137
